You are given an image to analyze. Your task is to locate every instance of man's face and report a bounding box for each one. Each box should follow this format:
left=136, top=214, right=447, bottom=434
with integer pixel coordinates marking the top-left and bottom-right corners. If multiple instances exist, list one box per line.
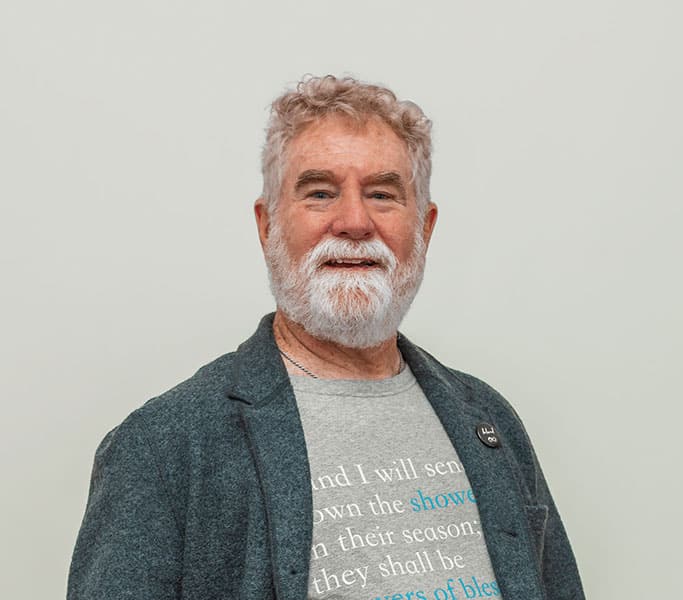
left=256, top=115, right=437, bottom=348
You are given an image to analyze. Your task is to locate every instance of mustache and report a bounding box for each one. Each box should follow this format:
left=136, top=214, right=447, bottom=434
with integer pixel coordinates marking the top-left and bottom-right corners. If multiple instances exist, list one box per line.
left=304, top=238, right=398, bottom=271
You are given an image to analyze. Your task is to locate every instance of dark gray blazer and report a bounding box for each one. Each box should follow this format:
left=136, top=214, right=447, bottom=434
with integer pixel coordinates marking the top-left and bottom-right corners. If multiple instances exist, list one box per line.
left=68, top=314, right=584, bottom=599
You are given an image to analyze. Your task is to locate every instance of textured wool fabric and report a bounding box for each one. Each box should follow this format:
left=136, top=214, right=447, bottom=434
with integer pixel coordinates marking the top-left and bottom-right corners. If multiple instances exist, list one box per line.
left=68, top=313, right=585, bottom=600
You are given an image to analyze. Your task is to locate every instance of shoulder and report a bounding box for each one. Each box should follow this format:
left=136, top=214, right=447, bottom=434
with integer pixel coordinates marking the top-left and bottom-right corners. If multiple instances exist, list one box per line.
left=96, top=350, right=247, bottom=473
left=406, top=343, right=542, bottom=500
left=448, top=366, right=543, bottom=501
left=90, top=350, right=255, bottom=513
left=133, top=351, right=241, bottom=436
left=445, top=366, right=526, bottom=427
left=404, top=340, right=522, bottom=424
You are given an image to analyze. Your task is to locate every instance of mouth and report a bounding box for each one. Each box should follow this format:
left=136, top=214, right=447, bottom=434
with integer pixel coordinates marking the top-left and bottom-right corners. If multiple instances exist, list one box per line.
left=322, top=258, right=380, bottom=269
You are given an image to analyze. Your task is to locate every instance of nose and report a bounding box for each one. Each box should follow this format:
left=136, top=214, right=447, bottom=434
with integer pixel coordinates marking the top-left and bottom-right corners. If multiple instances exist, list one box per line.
left=329, top=192, right=375, bottom=240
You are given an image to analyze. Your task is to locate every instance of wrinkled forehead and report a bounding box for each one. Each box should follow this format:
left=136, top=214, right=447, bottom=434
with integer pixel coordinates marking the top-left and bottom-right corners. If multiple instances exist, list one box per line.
left=281, top=114, right=412, bottom=183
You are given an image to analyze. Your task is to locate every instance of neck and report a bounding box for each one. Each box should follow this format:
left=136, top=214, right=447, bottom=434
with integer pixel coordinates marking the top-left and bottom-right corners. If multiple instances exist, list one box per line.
left=273, top=310, right=402, bottom=380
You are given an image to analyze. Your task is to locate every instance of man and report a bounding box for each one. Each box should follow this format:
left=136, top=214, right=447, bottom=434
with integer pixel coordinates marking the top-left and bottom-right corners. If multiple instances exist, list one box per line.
left=68, top=75, right=584, bottom=599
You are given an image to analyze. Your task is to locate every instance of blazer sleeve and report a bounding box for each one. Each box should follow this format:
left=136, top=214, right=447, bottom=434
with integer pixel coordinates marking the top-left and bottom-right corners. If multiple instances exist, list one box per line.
left=67, top=411, right=183, bottom=600
left=474, top=376, right=585, bottom=599
left=531, top=444, right=585, bottom=600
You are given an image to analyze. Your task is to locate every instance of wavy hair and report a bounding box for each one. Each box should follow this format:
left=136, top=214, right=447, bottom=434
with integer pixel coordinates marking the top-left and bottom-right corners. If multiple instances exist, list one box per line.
left=261, top=75, right=432, bottom=215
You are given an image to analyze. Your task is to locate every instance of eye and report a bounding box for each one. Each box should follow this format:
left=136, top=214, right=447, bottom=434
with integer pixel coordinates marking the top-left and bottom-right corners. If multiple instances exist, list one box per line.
left=308, top=190, right=334, bottom=200
left=369, top=191, right=393, bottom=201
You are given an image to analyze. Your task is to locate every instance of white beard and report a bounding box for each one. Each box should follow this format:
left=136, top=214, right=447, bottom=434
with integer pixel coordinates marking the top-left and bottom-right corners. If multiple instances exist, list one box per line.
left=264, top=221, right=427, bottom=349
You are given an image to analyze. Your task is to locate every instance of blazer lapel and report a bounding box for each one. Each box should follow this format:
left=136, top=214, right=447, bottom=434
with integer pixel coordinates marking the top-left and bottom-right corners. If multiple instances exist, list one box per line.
left=400, top=337, right=545, bottom=600
left=225, top=315, right=312, bottom=600
left=225, top=316, right=544, bottom=600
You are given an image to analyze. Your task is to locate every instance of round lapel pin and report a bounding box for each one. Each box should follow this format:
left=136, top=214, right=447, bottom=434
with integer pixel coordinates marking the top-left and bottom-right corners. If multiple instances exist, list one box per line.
left=476, top=422, right=501, bottom=448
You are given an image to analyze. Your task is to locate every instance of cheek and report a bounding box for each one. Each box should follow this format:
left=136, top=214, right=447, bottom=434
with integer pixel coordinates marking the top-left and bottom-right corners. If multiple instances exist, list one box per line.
left=380, top=223, right=419, bottom=258
left=282, top=219, right=326, bottom=258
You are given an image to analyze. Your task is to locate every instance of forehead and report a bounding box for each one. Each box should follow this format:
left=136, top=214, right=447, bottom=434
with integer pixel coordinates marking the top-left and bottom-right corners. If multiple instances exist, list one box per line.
left=283, top=115, right=411, bottom=180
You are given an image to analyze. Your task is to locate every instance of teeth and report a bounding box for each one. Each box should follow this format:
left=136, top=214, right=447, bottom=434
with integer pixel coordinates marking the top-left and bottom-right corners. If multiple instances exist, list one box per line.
left=332, top=259, right=372, bottom=264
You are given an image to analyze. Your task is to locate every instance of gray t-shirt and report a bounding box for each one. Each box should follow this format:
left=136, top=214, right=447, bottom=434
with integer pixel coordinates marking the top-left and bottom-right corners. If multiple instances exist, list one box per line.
left=291, top=365, right=502, bottom=600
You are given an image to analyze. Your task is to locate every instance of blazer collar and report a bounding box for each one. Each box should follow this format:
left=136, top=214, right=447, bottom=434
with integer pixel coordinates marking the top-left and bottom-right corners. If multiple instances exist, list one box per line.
left=225, top=314, right=475, bottom=409
left=224, top=313, right=290, bottom=407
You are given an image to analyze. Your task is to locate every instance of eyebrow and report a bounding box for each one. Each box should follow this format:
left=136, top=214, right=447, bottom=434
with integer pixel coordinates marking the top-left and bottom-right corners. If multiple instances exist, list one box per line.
left=294, top=169, right=408, bottom=197
left=294, top=170, right=337, bottom=191
left=362, top=171, right=407, bottom=197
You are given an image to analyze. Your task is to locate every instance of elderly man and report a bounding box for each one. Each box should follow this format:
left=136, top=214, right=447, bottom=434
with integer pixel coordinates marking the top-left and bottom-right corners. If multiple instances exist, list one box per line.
left=68, top=76, right=584, bottom=600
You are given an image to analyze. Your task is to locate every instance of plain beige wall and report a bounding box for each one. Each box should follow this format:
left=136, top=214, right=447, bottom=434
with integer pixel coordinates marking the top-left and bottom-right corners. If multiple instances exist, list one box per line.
left=1, top=1, right=681, bottom=598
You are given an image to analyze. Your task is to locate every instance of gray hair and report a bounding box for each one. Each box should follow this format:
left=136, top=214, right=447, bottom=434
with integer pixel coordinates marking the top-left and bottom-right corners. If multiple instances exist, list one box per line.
left=261, top=75, right=433, bottom=215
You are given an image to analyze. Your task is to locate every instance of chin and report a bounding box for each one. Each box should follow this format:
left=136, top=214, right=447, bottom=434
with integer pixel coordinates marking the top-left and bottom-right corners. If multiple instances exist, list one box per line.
left=286, top=282, right=419, bottom=349
left=291, top=311, right=399, bottom=349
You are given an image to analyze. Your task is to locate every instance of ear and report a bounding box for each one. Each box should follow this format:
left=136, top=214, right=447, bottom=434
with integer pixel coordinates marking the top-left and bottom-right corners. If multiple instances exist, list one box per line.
left=254, top=198, right=270, bottom=249
left=422, top=202, right=438, bottom=247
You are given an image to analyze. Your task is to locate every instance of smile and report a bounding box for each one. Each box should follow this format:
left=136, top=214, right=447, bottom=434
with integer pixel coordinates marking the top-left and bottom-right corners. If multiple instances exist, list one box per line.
left=323, top=259, right=379, bottom=268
